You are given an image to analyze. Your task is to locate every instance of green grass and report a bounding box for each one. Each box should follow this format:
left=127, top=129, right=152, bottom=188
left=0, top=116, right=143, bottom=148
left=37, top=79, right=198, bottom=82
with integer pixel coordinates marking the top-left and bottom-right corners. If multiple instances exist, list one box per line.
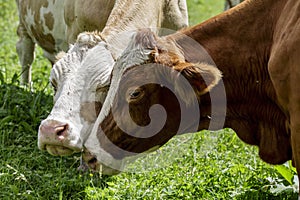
left=0, top=0, right=298, bottom=199
left=187, top=0, right=224, bottom=25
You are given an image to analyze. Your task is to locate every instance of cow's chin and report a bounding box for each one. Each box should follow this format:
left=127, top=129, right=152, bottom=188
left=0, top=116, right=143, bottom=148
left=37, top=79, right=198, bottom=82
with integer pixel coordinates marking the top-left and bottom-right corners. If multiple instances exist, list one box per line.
left=88, top=160, right=121, bottom=175
left=45, top=145, right=76, bottom=156
left=82, top=150, right=121, bottom=175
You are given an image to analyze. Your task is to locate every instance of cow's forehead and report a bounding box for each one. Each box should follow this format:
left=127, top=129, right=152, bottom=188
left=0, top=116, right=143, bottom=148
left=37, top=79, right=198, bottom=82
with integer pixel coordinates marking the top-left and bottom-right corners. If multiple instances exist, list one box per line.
left=50, top=50, right=81, bottom=84
left=113, top=37, right=154, bottom=76
left=52, top=41, right=113, bottom=83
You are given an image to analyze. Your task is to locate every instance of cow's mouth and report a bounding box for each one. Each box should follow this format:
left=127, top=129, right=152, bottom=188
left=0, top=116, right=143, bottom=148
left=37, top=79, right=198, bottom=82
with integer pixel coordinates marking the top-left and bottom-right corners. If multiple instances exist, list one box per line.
left=82, top=150, right=100, bottom=171
left=45, top=145, right=75, bottom=156
left=82, top=149, right=121, bottom=175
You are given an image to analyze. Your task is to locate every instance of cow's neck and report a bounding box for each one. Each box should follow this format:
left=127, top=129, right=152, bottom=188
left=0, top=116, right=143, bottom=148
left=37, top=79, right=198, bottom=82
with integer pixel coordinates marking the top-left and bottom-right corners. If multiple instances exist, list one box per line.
left=101, top=0, right=163, bottom=58
left=175, top=0, right=291, bottom=164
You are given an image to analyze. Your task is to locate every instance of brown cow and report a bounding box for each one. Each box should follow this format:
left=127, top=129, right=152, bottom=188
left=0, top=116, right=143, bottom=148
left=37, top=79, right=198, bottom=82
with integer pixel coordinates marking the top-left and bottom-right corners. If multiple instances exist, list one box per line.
left=83, top=0, right=300, bottom=191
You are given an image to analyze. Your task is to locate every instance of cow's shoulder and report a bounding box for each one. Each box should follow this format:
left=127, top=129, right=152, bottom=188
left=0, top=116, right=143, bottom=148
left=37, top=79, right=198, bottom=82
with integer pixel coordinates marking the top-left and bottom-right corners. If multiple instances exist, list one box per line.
left=268, top=0, right=300, bottom=111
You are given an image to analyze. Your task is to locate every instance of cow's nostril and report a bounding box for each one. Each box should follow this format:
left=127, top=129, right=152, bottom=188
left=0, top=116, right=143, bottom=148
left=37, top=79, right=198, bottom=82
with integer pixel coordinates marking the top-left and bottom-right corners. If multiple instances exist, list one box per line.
left=55, top=124, right=68, bottom=136
left=88, top=157, right=97, bottom=164
left=39, top=120, right=69, bottom=139
left=57, top=129, right=64, bottom=136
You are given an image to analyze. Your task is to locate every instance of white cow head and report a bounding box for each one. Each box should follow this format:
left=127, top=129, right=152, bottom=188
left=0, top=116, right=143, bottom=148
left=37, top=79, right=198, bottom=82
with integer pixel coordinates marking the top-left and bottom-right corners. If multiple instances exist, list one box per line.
left=38, top=32, right=114, bottom=156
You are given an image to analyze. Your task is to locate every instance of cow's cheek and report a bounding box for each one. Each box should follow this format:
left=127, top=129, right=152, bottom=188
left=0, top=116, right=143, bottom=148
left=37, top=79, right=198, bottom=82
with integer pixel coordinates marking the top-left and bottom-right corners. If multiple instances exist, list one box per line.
left=80, top=101, right=103, bottom=123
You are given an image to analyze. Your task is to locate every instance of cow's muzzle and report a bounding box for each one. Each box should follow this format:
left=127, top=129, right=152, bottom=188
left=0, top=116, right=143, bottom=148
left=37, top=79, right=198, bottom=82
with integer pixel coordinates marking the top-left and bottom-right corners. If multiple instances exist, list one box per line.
left=38, top=119, right=81, bottom=156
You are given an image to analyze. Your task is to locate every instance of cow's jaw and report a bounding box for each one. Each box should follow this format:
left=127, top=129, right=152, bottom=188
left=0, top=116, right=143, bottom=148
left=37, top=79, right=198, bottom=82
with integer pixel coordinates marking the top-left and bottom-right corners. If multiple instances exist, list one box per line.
left=82, top=144, right=161, bottom=175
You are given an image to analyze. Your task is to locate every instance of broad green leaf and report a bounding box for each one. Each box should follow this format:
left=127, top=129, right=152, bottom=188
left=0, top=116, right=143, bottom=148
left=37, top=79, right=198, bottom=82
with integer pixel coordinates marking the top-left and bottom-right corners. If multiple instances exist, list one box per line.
left=274, top=165, right=294, bottom=185
left=288, top=160, right=297, bottom=174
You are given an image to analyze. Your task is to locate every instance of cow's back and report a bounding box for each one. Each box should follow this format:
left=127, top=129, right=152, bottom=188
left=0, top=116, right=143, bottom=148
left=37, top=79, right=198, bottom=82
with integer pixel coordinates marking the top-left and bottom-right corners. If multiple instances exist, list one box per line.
left=16, top=0, right=116, bottom=63
left=64, top=0, right=115, bottom=43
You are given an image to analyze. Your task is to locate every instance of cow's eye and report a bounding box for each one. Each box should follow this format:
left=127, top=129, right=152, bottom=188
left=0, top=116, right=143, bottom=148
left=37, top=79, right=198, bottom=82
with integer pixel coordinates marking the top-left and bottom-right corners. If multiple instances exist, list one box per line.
left=127, top=87, right=144, bottom=101
left=130, top=90, right=141, bottom=99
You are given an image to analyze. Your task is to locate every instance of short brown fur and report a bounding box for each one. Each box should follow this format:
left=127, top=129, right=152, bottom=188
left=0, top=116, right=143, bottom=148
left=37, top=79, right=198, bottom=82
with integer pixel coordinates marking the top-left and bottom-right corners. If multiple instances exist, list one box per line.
left=97, top=0, right=300, bottom=186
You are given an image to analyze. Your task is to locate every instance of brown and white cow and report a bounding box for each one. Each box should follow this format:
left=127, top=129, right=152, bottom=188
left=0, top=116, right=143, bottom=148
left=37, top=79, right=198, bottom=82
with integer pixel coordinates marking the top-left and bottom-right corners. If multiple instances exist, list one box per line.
left=16, top=0, right=116, bottom=84
left=83, top=0, right=300, bottom=186
left=37, top=0, right=188, bottom=166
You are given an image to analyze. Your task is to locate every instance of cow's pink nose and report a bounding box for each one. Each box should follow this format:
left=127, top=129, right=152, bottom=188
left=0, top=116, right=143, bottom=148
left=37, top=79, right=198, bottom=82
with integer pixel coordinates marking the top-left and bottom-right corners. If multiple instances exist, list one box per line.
left=39, top=120, right=69, bottom=140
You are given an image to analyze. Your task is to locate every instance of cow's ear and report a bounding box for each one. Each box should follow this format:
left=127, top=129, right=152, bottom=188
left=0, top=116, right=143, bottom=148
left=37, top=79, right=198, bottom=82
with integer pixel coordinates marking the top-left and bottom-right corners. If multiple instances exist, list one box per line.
left=173, top=62, right=222, bottom=102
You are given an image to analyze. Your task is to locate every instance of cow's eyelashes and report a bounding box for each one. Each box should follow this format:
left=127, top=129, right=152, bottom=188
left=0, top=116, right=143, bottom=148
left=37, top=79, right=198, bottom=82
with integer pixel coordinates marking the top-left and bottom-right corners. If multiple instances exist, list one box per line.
left=50, top=80, right=57, bottom=93
left=50, top=81, right=56, bottom=89
left=127, top=88, right=144, bottom=101
left=130, top=90, right=141, bottom=99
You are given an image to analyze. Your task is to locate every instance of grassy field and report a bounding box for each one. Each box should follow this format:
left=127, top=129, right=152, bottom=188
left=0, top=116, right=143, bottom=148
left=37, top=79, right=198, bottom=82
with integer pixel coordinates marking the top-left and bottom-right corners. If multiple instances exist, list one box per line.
left=0, top=0, right=298, bottom=199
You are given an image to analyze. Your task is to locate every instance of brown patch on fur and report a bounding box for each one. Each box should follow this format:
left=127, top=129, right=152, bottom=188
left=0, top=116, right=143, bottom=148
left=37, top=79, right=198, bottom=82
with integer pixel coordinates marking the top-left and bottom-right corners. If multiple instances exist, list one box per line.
left=80, top=101, right=102, bottom=123
left=98, top=84, right=182, bottom=159
left=44, top=12, right=54, bottom=31
left=19, top=1, right=56, bottom=53
left=30, top=25, right=55, bottom=53
left=154, top=51, right=181, bottom=67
